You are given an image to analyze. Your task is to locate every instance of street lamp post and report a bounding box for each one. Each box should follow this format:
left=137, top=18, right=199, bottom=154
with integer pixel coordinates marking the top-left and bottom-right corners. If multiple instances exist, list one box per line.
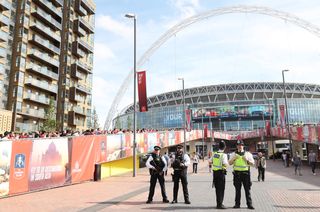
left=125, top=13, right=137, bottom=177
left=200, top=102, right=205, bottom=161
left=178, top=78, right=187, bottom=153
left=282, top=69, right=293, bottom=157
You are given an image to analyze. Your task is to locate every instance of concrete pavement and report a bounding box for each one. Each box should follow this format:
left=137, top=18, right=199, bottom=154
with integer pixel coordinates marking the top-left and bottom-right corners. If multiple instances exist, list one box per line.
left=1, top=159, right=320, bottom=211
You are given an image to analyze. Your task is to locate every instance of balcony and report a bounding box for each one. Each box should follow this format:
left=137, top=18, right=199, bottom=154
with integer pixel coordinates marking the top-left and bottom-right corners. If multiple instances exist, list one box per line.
left=23, top=93, right=52, bottom=105
left=0, top=0, right=11, bottom=11
left=26, top=63, right=58, bottom=81
left=74, top=84, right=91, bottom=94
left=73, top=19, right=86, bottom=37
left=0, top=64, right=5, bottom=75
left=74, top=60, right=92, bottom=74
left=78, top=17, right=94, bottom=33
left=18, top=107, right=45, bottom=119
left=68, top=111, right=84, bottom=126
left=0, top=13, right=9, bottom=27
left=31, top=7, right=62, bottom=31
left=16, top=122, right=39, bottom=132
left=80, top=0, right=95, bottom=14
left=74, top=1, right=87, bottom=16
left=51, top=0, right=63, bottom=7
left=72, top=42, right=86, bottom=58
left=78, top=39, right=93, bottom=53
left=71, top=66, right=84, bottom=80
left=69, top=87, right=85, bottom=102
left=28, top=49, right=59, bottom=68
left=25, top=78, right=58, bottom=94
left=72, top=106, right=86, bottom=116
left=29, top=34, right=60, bottom=55
left=33, top=0, right=62, bottom=18
left=0, top=30, right=8, bottom=42
left=30, top=21, right=61, bottom=43
left=0, top=47, right=6, bottom=58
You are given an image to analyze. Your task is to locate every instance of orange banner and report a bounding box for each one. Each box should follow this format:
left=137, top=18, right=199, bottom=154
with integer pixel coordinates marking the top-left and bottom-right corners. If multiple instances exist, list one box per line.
left=9, top=140, right=33, bottom=195
left=93, top=135, right=107, bottom=163
left=70, top=136, right=96, bottom=183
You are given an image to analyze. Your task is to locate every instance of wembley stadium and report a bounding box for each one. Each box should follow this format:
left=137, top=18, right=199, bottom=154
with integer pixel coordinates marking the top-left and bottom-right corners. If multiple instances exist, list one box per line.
left=113, top=82, right=320, bottom=131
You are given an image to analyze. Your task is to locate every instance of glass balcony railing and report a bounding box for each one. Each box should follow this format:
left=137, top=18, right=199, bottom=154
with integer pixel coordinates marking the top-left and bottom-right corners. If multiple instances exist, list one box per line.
left=37, top=0, right=62, bottom=17
left=79, top=17, right=94, bottom=33
left=76, top=84, right=91, bottom=94
left=0, top=64, right=5, bottom=75
left=51, top=0, right=63, bottom=7
left=76, top=60, right=92, bottom=73
left=30, top=34, right=60, bottom=54
left=25, top=78, right=58, bottom=93
left=78, top=39, right=93, bottom=52
left=0, top=0, right=11, bottom=11
left=19, top=107, right=45, bottom=119
left=72, top=106, right=86, bottom=115
left=0, top=47, right=6, bottom=58
left=0, top=13, right=9, bottom=26
left=81, top=0, right=96, bottom=14
left=16, top=122, right=39, bottom=132
left=30, top=21, right=61, bottom=42
left=0, top=30, right=8, bottom=42
left=31, top=7, right=61, bottom=30
left=26, top=63, right=58, bottom=80
left=28, top=49, right=59, bottom=67
left=24, top=93, right=51, bottom=105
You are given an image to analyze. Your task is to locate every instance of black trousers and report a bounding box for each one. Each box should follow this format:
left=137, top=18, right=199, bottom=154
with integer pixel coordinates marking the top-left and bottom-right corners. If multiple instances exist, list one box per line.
left=147, top=172, right=168, bottom=201
left=311, top=162, right=316, bottom=174
left=233, top=171, right=253, bottom=207
left=173, top=169, right=189, bottom=202
left=258, top=167, right=265, bottom=181
left=213, top=170, right=225, bottom=207
left=192, top=163, right=198, bottom=173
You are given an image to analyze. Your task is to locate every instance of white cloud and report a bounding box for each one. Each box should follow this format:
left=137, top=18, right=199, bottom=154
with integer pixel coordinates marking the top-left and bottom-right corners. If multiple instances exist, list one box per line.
left=95, top=15, right=132, bottom=39
left=172, top=0, right=200, bottom=18
left=94, top=42, right=115, bottom=61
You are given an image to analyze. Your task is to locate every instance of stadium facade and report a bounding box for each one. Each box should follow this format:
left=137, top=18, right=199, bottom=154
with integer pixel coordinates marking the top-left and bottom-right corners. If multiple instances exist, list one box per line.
left=113, top=82, right=320, bottom=131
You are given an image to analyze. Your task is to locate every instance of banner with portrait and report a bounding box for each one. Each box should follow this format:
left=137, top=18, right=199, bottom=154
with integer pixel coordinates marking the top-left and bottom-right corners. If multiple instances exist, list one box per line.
left=0, top=141, right=12, bottom=197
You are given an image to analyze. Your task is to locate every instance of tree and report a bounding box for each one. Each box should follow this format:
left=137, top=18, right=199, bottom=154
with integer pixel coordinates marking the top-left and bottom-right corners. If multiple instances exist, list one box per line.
left=92, top=106, right=100, bottom=129
left=41, top=98, right=56, bottom=132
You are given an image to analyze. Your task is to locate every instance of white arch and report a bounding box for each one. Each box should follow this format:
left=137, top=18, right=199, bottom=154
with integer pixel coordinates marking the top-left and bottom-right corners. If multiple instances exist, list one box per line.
left=104, top=5, right=320, bottom=130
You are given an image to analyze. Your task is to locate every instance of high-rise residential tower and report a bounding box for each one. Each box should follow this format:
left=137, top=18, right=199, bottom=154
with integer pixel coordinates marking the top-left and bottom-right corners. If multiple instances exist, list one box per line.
left=7, top=0, right=95, bottom=132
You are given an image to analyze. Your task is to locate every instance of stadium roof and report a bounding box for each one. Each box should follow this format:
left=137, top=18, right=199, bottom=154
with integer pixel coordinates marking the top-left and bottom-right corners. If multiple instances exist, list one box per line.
left=123, top=82, right=320, bottom=114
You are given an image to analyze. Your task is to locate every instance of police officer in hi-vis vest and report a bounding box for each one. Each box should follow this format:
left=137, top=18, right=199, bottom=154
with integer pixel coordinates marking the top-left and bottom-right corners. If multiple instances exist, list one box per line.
left=171, top=144, right=191, bottom=204
left=229, top=140, right=255, bottom=210
left=146, top=146, right=170, bottom=204
left=211, top=140, right=228, bottom=209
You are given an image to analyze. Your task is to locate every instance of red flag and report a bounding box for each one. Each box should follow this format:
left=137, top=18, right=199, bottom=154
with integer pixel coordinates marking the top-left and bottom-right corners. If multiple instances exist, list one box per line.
left=185, top=109, right=192, bottom=132
left=137, top=71, right=148, bottom=112
left=204, top=124, right=208, bottom=139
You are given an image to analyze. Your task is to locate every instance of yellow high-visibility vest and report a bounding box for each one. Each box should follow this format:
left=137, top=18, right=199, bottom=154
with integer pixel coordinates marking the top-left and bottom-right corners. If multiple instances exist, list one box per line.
left=233, top=153, right=249, bottom=171
left=212, top=152, right=225, bottom=171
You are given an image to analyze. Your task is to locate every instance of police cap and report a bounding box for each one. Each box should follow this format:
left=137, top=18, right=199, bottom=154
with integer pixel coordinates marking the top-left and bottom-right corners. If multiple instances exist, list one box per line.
left=219, top=140, right=226, bottom=149
left=236, top=140, right=244, bottom=145
left=154, top=146, right=161, bottom=151
left=176, top=144, right=183, bottom=149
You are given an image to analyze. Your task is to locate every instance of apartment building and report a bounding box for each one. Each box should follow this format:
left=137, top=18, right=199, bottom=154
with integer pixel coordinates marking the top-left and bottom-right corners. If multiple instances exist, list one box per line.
left=6, top=0, right=95, bottom=132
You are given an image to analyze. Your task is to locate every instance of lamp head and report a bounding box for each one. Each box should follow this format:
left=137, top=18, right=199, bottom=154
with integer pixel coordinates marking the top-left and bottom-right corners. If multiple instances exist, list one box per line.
left=178, top=77, right=184, bottom=81
left=125, top=13, right=136, bottom=19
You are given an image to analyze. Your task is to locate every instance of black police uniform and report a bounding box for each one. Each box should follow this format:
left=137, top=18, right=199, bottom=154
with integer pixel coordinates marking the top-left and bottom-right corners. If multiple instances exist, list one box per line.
left=146, top=152, right=169, bottom=203
left=171, top=149, right=190, bottom=204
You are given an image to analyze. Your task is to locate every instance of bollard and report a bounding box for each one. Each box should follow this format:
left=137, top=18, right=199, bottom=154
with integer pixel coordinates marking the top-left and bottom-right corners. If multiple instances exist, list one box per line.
left=94, top=163, right=101, bottom=181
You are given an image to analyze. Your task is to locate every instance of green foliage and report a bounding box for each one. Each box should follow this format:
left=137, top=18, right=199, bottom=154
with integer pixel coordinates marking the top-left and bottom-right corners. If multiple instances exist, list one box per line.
left=41, top=98, right=56, bottom=132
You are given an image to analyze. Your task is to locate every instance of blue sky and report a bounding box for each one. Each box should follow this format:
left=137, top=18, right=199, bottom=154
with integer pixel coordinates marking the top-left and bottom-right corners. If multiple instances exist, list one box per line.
left=92, top=0, right=320, bottom=129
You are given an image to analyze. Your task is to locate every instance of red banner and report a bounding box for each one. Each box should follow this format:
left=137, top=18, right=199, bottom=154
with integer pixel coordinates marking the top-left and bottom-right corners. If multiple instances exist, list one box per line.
left=279, top=105, right=285, bottom=128
left=9, top=140, right=33, bottom=195
left=70, top=136, right=96, bottom=183
left=204, top=124, right=208, bottom=139
left=137, top=71, right=148, bottom=112
left=93, top=135, right=107, bottom=163
left=266, top=121, right=270, bottom=136
left=185, top=109, right=192, bottom=132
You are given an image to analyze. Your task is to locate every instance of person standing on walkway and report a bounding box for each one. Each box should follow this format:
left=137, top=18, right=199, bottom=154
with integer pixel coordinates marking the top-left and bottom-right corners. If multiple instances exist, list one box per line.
left=292, top=151, right=302, bottom=176
left=229, top=140, right=255, bottom=210
left=256, top=152, right=266, bottom=181
left=211, top=140, right=228, bottom=209
left=163, top=152, right=170, bottom=176
left=192, top=152, right=199, bottom=173
left=282, top=152, right=287, bottom=167
left=308, top=150, right=317, bottom=175
left=146, top=146, right=170, bottom=204
left=171, top=144, right=191, bottom=204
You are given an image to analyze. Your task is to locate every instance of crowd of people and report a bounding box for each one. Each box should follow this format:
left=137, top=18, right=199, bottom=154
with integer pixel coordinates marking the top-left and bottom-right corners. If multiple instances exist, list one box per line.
left=0, top=127, right=180, bottom=140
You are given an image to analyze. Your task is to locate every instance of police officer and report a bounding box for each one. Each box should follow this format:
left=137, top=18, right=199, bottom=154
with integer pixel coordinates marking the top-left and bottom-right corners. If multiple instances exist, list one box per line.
left=171, top=144, right=191, bottom=204
left=146, top=146, right=169, bottom=204
left=229, top=140, right=255, bottom=210
left=211, top=140, right=228, bottom=209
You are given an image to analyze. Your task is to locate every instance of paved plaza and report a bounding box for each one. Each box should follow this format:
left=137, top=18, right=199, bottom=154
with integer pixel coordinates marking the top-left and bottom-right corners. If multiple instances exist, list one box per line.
left=1, top=160, right=320, bottom=212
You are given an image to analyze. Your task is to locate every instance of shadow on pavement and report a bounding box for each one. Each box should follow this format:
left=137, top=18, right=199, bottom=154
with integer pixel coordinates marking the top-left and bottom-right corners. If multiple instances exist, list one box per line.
left=274, top=205, right=320, bottom=209
left=142, top=206, right=215, bottom=210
